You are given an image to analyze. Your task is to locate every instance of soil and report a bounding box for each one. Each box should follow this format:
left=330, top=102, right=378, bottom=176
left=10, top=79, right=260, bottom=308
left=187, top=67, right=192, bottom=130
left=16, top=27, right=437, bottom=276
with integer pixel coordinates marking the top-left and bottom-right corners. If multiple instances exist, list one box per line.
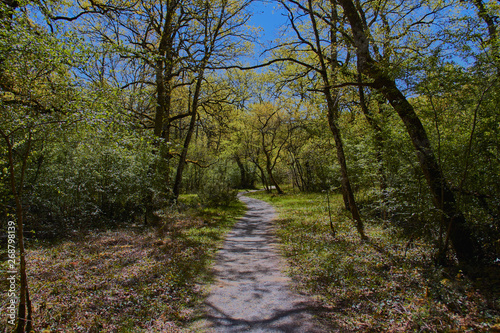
left=192, top=193, right=327, bottom=332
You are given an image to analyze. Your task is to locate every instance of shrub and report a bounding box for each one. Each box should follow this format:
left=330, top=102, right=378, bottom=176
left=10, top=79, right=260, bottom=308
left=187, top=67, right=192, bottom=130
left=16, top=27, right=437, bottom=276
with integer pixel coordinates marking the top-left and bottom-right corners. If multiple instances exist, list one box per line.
left=197, top=161, right=239, bottom=207
left=198, top=181, right=238, bottom=207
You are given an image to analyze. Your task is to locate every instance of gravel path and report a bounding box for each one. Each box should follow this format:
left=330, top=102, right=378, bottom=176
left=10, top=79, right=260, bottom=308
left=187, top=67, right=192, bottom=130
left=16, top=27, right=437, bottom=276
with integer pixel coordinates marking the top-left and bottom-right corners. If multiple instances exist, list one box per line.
left=194, top=193, right=325, bottom=332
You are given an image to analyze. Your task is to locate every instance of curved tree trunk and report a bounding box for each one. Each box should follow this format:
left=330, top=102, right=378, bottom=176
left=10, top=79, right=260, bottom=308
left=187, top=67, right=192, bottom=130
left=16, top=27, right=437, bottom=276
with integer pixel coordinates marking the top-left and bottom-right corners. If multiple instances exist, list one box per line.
left=338, top=0, right=483, bottom=264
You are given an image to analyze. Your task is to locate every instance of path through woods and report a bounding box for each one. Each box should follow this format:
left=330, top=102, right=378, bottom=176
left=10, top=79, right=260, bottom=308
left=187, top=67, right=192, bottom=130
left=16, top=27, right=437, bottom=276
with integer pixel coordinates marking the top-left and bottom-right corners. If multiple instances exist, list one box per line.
left=193, top=193, right=326, bottom=332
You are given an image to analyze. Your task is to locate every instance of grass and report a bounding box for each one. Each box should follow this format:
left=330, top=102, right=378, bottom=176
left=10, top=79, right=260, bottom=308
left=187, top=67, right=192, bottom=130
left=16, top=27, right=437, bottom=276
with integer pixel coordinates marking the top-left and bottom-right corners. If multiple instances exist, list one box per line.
left=247, top=190, right=500, bottom=332
left=0, top=196, right=245, bottom=333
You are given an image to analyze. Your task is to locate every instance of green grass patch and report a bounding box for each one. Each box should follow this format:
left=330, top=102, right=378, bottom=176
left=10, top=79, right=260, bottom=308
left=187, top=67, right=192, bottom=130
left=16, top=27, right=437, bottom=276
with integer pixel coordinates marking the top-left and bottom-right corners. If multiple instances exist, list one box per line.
left=247, top=190, right=500, bottom=332
left=0, top=199, right=245, bottom=332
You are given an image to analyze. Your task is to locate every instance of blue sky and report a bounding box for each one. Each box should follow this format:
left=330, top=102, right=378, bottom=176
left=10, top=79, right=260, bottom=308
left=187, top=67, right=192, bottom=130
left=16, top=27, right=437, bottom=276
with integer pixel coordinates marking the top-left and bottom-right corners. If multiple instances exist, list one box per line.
left=247, top=1, right=288, bottom=61
left=248, top=2, right=286, bottom=40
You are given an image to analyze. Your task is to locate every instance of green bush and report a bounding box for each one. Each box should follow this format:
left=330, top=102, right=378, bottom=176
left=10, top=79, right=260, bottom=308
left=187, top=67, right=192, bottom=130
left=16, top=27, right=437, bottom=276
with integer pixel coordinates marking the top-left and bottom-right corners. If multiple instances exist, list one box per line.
left=197, top=161, right=239, bottom=207
left=21, top=127, right=162, bottom=236
left=198, top=181, right=238, bottom=207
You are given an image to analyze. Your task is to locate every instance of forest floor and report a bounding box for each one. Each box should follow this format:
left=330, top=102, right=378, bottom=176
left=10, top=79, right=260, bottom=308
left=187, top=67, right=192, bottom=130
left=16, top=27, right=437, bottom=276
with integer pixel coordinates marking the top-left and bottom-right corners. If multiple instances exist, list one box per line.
left=191, top=193, right=327, bottom=332
left=246, top=190, right=500, bottom=332
left=0, top=198, right=246, bottom=332
left=1, top=191, right=499, bottom=332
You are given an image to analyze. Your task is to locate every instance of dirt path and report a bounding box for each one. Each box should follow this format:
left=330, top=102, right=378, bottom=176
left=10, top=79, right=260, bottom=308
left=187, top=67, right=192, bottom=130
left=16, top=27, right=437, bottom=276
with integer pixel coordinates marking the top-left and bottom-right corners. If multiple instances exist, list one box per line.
left=193, top=193, right=325, bottom=332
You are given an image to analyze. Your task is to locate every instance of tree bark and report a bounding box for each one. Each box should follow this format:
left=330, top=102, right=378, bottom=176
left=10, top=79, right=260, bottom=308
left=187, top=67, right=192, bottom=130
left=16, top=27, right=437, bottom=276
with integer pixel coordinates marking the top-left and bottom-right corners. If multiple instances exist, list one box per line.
left=153, top=2, right=177, bottom=140
left=155, top=2, right=181, bottom=195
left=154, top=60, right=167, bottom=139
left=338, top=0, right=483, bottom=264
left=329, top=0, right=350, bottom=211
left=326, top=96, right=366, bottom=239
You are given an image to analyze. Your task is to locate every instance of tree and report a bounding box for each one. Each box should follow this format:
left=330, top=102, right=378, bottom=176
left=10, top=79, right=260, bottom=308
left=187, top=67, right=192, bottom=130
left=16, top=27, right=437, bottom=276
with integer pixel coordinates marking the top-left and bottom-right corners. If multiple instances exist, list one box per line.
left=467, top=0, right=500, bottom=75
left=271, top=0, right=367, bottom=239
left=337, top=0, right=484, bottom=264
left=68, top=0, right=253, bottom=200
left=0, top=2, right=88, bottom=330
left=171, top=0, right=253, bottom=200
left=249, top=102, right=291, bottom=194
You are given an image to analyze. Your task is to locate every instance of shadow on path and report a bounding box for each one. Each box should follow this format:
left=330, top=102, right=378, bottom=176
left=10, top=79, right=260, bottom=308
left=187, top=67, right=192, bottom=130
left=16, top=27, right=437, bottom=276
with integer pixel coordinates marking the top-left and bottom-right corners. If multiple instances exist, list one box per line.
left=194, top=194, right=326, bottom=332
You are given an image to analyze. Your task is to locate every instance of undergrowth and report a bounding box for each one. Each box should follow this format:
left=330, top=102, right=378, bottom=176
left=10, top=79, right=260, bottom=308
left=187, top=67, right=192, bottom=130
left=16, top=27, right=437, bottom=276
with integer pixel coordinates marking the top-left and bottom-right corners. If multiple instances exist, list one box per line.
left=0, top=196, right=245, bottom=332
left=247, top=190, right=500, bottom=332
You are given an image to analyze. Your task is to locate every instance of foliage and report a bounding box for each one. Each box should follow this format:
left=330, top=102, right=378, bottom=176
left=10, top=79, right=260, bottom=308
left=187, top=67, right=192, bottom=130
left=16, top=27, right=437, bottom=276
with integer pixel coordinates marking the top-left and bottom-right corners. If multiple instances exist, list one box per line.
left=26, top=124, right=160, bottom=235
left=196, top=161, right=239, bottom=207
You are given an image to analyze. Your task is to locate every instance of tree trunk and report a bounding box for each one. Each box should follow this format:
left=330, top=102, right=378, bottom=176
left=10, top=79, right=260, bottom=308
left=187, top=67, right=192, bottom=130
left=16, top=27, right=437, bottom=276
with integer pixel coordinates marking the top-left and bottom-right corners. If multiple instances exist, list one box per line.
left=470, top=0, right=500, bottom=76
left=339, top=0, right=483, bottom=264
left=326, top=99, right=366, bottom=239
left=308, top=0, right=366, bottom=239
left=266, top=161, right=284, bottom=194
left=328, top=0, right=350, bottom=211
left=154, top=60, right=167, bottom=139
left=292, top=154, right=306, bottom=191
left=2, top=129, right=33, bottom=333
left=358, top=73, right=387, bottom=192
left=154, top=2, right=178, bottom=194
left=253, top=160, right=269, bottom=192
left=262, top=138, right=284, bottom=195
left=235, top=155, right=247, bottom=189
left=172, top=66, right=205, bottom=200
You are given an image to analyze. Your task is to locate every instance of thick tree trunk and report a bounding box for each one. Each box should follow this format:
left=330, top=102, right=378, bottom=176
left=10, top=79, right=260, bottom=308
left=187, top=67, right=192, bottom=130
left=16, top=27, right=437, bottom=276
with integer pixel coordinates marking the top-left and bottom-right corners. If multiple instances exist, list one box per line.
left=154, top=60, right=167, bottom=139
left=339, top=0, right=483, bottom=264
left=153, top=2, right=178, bottom=194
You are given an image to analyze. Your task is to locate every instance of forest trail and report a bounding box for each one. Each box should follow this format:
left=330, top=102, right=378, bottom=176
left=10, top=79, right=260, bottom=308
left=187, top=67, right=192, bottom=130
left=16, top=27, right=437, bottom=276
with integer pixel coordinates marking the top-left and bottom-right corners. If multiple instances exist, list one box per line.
left=192, top=192, right=325, bottom=332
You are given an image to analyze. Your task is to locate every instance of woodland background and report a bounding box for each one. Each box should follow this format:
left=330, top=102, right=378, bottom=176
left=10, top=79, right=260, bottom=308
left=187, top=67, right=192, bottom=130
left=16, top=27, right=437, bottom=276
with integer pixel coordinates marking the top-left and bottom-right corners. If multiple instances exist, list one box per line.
left=1, top=0, right=499, bottom=332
